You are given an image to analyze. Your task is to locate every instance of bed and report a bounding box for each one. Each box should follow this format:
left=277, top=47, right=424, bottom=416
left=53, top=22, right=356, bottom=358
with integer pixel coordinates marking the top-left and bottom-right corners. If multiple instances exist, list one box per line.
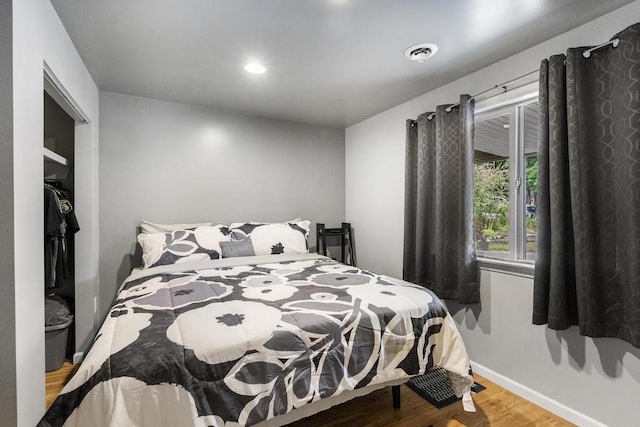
left=40, top=221, right=475, bottom=427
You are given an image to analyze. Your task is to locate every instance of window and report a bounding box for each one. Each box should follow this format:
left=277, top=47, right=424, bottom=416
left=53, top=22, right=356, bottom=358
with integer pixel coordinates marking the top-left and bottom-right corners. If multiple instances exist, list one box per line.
left=474, top=93, right=538, bottom=262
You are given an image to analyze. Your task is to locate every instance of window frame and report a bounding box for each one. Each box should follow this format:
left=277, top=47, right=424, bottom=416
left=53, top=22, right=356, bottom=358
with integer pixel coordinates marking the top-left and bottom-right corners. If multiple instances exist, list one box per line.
left=474, top=83, right=538, bottom=268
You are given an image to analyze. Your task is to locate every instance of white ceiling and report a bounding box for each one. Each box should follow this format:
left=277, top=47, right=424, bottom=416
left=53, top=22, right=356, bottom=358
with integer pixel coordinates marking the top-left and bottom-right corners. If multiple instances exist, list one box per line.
left=51, top=0, right=632, bottom=128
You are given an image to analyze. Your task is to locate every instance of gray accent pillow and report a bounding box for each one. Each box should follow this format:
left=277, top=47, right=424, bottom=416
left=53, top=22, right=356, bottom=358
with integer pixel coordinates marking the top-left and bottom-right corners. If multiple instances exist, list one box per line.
left=220, top=239, right=255, bottom=258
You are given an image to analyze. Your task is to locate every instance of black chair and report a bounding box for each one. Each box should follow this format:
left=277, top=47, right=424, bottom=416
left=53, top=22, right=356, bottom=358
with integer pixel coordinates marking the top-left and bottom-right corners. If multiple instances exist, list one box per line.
left=316, top=222, right=357, bottom=266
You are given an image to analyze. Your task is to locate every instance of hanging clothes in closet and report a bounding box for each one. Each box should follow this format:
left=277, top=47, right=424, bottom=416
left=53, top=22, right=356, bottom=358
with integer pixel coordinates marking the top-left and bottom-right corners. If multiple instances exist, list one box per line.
left=44, top=182, right=80, bottom=289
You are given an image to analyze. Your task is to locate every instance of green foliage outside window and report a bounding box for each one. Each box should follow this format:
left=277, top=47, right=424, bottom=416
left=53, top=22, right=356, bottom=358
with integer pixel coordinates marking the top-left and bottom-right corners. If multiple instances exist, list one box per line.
left=526, top=157, right=538, bottom=193
left=473, top=160, right=509, bottom=242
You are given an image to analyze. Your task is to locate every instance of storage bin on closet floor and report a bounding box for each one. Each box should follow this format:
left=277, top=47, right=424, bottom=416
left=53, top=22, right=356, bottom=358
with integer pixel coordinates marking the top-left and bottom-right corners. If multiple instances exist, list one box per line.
left=45, top=317, right=73, bottom=372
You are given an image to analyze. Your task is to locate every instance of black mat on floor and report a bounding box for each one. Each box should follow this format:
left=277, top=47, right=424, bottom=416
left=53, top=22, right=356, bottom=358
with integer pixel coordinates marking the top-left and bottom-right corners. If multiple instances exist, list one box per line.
left=406, top=367, right=485, bottom=409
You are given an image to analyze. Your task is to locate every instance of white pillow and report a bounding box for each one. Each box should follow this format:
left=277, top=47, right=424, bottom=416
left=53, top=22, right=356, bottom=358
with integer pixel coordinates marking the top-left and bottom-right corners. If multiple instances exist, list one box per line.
left=140, top=220, right=212, bottom=234
left=138, top=225, right=231, bottom=268
left=229, top=220, right=310, bottom=256
left=284, top=217, right=302, bottom=223
left=234, top=217, right=302, bottom=225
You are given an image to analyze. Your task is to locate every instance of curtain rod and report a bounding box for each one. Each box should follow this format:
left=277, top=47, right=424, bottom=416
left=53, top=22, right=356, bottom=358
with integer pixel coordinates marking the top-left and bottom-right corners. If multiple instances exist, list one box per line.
left=440, top=38, right=621, bottom=113
left=440, top=69, right=538, bottom=115
left=415, top=37, right=621, bottom=123
left=415, top=69, right=539, bottom=122
left=583, top=38, right=619, bottom=58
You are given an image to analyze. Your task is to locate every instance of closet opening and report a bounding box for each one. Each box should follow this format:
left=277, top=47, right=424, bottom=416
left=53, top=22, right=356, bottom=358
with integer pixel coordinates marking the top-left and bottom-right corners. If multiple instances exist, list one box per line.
left=43, top=89, right=77, bottom=375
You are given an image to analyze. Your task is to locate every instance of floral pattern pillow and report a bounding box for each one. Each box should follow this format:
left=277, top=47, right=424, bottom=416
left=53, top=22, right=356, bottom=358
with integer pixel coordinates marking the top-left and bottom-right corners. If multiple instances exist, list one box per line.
left=229, top=220, right=310, bottom=255
left=138, top=225, right=231, bottom=268
left=139, top=220, right=212, bottom=234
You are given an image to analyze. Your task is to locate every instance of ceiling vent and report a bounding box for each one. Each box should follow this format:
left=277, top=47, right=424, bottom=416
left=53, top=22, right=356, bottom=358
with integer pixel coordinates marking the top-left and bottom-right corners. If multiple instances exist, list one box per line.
left=404, top=43, right=438, bottom=62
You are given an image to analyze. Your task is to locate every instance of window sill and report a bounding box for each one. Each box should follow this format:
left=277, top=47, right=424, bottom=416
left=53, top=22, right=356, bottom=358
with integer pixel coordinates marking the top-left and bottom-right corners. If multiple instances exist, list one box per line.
left=477, top=257, right=535, bottom=278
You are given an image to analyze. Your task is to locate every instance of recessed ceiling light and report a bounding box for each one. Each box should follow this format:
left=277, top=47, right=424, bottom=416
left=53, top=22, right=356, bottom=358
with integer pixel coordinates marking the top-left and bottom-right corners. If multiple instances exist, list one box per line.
left=244, top=63, right=267, bottom=74
left=404, top=43, right=438, bottom=62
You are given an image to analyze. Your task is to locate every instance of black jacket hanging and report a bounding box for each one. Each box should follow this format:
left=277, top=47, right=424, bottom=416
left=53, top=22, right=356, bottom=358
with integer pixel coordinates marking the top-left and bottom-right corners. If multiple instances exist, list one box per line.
left=44, top=183, right=80, bottom=289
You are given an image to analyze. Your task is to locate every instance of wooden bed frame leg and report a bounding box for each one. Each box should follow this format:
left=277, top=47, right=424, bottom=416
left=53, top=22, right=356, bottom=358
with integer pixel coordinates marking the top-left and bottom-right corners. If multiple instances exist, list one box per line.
left=392, top=385, right=401, bottom=409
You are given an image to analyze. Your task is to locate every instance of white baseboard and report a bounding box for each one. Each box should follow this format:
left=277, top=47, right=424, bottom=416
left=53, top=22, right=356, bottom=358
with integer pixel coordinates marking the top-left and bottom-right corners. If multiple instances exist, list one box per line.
left=470, top=361, right=607, bottom=427
left=72, top=352, right=84, bottom=364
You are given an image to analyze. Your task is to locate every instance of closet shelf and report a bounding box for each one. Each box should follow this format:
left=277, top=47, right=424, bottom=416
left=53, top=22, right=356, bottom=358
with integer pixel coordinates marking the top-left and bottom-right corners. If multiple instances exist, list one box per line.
left=43, top=147, right=68, bottom=166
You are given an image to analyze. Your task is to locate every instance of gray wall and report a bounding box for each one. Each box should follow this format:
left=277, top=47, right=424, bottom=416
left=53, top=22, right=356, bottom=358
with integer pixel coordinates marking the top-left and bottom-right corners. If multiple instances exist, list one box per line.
left=448, top=270, right=640, bottom=426
left=0, top=0, right=16, bottom=422
left=7, top=0, right=99, bottom=423
left=345, top=3, right=640, bottom=426
left=10, top=0, right=98, bottom=426
left=99, top=91, right=345, bottom=317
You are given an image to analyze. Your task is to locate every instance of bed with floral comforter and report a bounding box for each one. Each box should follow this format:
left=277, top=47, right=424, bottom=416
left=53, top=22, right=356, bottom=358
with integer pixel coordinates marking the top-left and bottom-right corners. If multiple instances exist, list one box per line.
left=40, top=253, right=474, bottom=427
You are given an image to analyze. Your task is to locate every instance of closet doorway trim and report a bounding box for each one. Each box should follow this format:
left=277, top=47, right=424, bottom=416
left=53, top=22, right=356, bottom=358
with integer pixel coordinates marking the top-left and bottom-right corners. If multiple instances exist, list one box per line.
left=43, top=61, right=90, bottom=124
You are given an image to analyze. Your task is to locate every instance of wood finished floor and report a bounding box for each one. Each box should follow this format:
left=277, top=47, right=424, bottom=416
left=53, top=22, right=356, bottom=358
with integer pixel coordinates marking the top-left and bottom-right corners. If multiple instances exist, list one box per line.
left=46, top=362, right=78, bottom=409
left=46, top=364, right=573, bottom=426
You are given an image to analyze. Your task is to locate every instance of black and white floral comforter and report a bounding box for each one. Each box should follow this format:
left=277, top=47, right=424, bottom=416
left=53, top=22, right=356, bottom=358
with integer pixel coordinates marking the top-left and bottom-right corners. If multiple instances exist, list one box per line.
left=40, top=254, right=474, bottom=427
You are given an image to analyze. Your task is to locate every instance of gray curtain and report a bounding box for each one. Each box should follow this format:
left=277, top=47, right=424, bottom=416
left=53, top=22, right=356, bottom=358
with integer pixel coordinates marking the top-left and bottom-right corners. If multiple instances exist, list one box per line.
left=404, top=94, right=479, bottom=304
left=533, top=23, right=640, bottom=348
